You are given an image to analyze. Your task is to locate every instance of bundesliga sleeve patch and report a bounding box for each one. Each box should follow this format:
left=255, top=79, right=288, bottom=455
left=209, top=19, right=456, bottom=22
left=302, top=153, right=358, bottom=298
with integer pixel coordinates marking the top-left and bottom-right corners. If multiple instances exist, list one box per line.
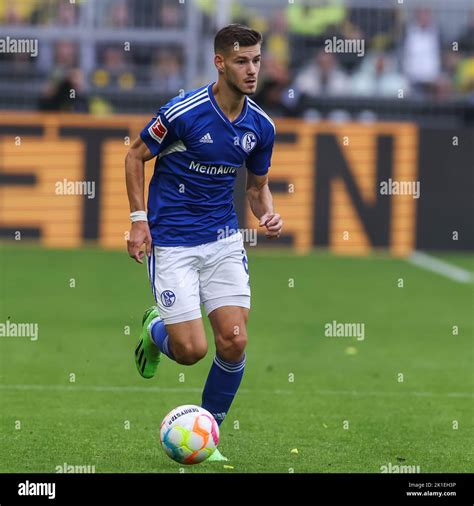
left=148, top=116, right=168, bottom=143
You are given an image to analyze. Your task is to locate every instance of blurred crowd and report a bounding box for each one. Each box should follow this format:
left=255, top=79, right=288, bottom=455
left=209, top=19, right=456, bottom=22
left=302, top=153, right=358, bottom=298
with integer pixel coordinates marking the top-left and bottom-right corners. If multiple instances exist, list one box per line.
left=249, top=3, right=474, bottom=117
left=0, top=0, right=184, bottom=27
left=0, top=0, right=473, bottom=115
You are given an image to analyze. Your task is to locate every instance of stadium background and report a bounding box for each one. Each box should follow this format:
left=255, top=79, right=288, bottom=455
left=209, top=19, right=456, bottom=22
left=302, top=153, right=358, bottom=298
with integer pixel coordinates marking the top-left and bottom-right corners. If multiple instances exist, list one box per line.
left=0, top=0, right=473, bottom=475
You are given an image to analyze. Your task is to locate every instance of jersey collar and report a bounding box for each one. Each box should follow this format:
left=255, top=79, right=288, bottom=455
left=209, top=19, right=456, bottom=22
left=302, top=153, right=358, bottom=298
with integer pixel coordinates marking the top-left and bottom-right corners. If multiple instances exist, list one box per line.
left=207, top=82, right=248, bottom=126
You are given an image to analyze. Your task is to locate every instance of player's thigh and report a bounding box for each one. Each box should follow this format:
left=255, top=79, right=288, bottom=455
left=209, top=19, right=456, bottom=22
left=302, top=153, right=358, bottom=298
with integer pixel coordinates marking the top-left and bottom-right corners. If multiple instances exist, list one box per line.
left=200, top=232, right=251, bottom=316
left=165, top=317, right=208, bottom=364
left=148, top=245, right=207, bottom=363
left=208, top=305, right=249, bottom=357
left=148, top=244, right=201, bottom=323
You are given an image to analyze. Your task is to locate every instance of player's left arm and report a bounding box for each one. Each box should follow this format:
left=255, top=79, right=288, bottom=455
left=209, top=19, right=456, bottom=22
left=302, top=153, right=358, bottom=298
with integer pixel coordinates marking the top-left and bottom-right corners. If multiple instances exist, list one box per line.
left=246, top=171, right=283, bottom=239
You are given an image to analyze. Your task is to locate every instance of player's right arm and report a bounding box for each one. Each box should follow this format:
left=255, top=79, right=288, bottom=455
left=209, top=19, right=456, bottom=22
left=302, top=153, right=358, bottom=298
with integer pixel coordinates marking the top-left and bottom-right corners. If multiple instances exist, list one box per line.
left=125, top=136, right=155, bottom=264
left=126, top=107, right=184, bottom=263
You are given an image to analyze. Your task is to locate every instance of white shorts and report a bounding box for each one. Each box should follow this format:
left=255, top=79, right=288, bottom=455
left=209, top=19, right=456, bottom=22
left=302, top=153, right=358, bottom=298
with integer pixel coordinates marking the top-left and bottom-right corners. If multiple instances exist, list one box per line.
left=147, top=232, right=251, bottom=324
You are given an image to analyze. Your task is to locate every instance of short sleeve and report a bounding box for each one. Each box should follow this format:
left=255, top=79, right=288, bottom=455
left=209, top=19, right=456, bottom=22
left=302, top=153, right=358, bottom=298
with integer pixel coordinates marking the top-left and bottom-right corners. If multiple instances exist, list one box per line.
left=245, top=124, right=275, bottom=176
left=140, top=108, right=181, bottom=157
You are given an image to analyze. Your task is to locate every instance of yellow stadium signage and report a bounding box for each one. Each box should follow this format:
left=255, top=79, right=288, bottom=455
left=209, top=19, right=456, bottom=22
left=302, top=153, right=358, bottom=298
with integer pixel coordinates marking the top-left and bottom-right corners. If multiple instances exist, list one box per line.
left=0, top=114, right=417, bottom=256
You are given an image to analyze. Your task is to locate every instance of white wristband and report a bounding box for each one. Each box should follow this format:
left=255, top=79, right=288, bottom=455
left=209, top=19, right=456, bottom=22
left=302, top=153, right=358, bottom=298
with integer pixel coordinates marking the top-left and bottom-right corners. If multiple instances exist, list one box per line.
left=130, top=210, right=147, bottom=223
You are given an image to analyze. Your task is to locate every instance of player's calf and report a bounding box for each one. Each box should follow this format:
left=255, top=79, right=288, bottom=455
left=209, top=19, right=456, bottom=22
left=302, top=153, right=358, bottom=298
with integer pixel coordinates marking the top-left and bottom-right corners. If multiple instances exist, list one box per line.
left=172, top=340, right=208, bottom=365
left=201, top=306, right=249, bottom=427
left=161, top=318, right=208, bottom=366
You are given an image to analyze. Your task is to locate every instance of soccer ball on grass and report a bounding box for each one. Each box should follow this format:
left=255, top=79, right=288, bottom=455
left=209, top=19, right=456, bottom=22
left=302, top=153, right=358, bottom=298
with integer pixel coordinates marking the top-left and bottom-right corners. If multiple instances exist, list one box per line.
left=159, top=405, right=219, bottom=464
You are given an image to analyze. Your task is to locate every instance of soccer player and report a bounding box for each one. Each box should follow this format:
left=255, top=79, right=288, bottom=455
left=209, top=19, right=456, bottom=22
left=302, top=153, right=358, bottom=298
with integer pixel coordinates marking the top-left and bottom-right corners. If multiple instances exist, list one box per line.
left=125, top=24, right=283, bottom=461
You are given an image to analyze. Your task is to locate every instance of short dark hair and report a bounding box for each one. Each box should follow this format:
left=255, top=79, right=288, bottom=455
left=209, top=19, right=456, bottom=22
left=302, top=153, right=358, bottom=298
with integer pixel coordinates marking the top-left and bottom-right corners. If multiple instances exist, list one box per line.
left=214, top=24, right=262, bottom=54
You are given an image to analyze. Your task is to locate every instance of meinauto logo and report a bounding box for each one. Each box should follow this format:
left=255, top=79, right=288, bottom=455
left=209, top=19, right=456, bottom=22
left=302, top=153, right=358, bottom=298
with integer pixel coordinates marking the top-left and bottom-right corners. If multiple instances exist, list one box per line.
left=188, top=160, right=237, bottom=175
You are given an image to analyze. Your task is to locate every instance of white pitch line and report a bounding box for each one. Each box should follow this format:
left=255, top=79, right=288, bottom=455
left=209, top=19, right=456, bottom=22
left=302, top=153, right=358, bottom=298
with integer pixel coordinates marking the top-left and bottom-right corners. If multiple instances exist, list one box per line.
left=0, top=384, right=471, bottom=398
left=315, top=389, right=473, bottom=399
left=0, top=384, right=206, bottom=394
left=408, top=251, right=473, bottom=284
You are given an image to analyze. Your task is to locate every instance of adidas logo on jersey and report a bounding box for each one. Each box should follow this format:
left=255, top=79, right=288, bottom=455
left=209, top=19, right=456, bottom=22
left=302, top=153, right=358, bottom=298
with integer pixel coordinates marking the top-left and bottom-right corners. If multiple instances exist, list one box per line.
left=199, top=132, right=213, bottom=143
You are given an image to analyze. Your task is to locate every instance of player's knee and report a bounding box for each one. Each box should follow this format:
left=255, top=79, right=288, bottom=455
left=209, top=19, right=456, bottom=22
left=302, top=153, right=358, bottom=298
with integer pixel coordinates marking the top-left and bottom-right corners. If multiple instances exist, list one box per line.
left=217, top=332, right=248, bottom=362
left=173, top=341, right=208, bottom=365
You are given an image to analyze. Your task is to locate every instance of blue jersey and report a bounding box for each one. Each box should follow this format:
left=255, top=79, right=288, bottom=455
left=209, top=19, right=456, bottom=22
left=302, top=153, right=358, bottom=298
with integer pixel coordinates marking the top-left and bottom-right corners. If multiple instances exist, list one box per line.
left=140, top=82, right=275, bottom=247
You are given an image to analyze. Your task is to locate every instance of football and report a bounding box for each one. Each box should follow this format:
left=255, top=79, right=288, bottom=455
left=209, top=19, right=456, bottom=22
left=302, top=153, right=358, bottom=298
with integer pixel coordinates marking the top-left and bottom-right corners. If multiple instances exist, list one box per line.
left=159, top=405, right=219, bottom=464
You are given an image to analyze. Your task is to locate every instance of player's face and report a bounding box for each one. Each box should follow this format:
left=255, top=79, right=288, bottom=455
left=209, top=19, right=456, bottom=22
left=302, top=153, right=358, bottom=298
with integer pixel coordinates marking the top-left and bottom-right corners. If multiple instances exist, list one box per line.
left=222, top=45, right=261, bottom=95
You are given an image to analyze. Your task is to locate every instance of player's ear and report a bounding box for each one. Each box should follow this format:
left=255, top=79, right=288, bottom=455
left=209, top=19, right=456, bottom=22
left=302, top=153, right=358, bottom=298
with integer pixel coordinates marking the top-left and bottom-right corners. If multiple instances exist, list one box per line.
left=214, top=53, right=225, bottom=74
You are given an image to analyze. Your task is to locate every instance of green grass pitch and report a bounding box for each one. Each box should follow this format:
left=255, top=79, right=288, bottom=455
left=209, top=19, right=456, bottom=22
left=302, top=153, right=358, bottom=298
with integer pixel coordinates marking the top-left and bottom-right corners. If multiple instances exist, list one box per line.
left=0, top=244, right=472, bottom=473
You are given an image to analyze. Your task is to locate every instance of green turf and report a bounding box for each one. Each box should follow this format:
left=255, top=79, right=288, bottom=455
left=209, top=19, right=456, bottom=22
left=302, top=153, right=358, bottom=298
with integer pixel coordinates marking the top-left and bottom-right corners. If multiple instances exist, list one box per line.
left=0, top=244, right=472, bottom=473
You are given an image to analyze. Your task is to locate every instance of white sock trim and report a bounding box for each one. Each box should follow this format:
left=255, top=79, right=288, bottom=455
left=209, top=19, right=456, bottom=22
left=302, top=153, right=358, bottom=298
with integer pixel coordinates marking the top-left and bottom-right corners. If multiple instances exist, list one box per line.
left=214, top=354, right=246, bottom=373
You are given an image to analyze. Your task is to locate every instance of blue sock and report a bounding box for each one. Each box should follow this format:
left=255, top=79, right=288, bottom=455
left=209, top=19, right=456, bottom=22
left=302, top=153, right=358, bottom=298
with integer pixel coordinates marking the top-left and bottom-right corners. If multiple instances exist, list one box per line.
left=148, top=317, right=175, bottom=361
left=201, top=354, right=246, bottom=426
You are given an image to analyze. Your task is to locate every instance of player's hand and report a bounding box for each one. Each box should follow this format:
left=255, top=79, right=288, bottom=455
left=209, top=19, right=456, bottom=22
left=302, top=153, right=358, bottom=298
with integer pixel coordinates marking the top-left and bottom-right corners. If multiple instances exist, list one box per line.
left=127, top=221, right=152, bottom=264
left=259, top=212, right=283, bottom=239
